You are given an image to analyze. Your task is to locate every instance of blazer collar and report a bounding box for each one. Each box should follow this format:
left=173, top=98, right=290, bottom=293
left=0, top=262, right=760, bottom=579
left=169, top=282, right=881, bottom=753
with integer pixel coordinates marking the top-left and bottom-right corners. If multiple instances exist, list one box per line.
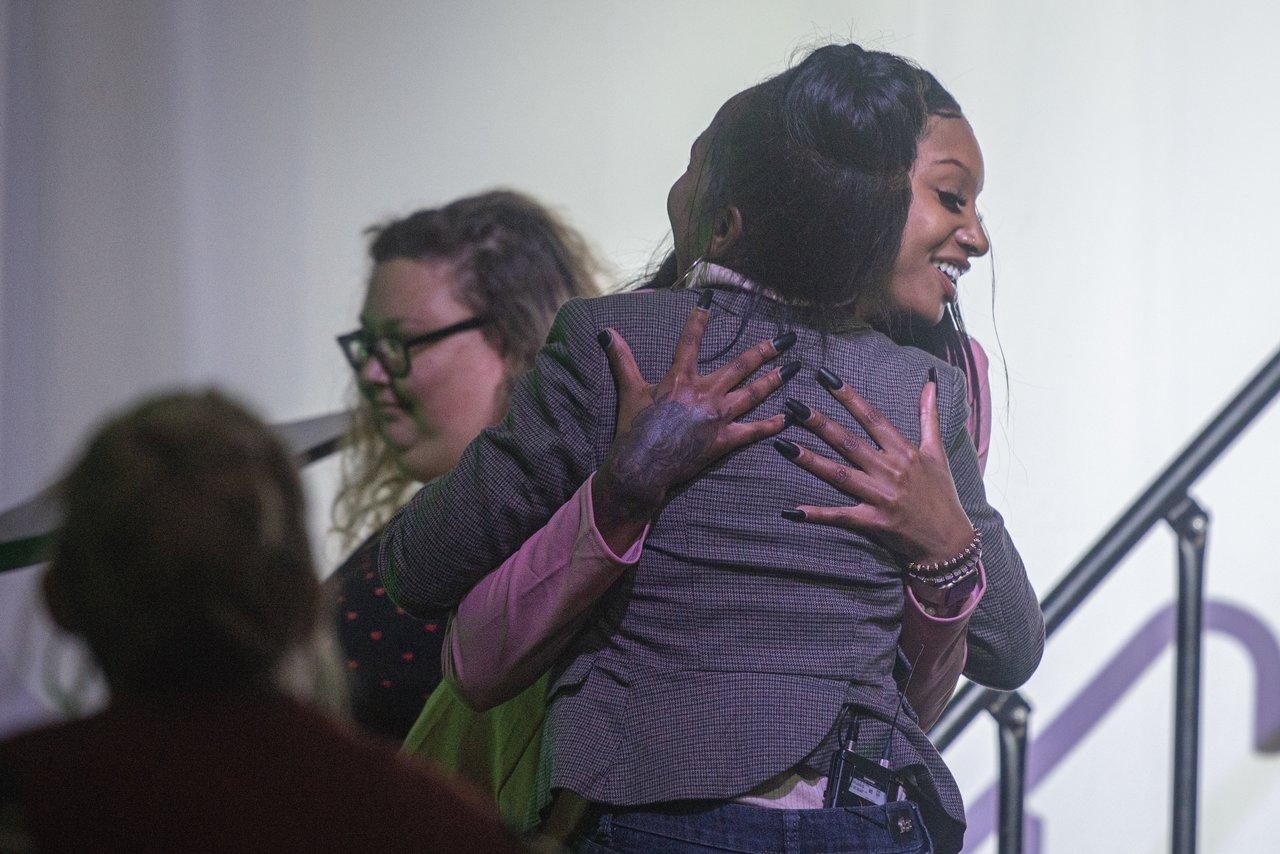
left=684, top=261, right=871, bottom=335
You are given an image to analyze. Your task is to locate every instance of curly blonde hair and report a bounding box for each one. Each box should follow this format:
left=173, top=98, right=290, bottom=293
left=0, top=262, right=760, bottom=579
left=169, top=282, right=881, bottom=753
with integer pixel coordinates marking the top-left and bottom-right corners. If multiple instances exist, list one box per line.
left=332, top=190, right=604, bottom=549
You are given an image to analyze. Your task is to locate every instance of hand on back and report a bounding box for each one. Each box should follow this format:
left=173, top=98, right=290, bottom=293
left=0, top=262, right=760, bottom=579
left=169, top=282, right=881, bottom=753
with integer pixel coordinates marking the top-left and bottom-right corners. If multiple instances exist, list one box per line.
left=775, top=367, right=974, bottom=566
left=592, top=290, right=797, bottom=531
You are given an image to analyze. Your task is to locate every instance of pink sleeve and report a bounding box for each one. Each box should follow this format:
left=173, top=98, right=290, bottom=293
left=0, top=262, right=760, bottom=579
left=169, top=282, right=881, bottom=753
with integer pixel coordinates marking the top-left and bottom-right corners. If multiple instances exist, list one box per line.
left=442, top=473, right=648, bottom=711
left=898, top=339, right=992, bottom=728
left=899, top=565, right=986, bottom=729
left=967, top=337, right=993, bottom=474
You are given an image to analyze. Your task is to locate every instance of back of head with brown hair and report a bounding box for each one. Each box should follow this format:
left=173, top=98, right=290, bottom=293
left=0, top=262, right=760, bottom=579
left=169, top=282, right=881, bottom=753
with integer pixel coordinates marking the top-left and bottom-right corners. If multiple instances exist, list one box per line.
left=45, top=390, right=319, bottom=696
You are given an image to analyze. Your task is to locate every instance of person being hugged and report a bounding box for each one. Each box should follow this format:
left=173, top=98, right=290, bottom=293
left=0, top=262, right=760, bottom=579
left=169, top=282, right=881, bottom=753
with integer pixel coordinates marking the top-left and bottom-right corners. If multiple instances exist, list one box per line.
left=382, top=45, right=1042, bottom=854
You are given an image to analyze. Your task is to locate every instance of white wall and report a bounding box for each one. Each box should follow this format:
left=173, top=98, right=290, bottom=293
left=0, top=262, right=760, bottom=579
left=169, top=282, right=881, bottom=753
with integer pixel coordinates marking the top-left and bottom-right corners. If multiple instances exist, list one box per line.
left=3, top=1, right=1279, bottom=849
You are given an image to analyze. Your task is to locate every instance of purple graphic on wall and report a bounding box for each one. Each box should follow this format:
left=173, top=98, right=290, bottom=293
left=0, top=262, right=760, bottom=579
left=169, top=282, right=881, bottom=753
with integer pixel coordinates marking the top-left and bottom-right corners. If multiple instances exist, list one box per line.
left=962, top=599, right=1280, bottom=852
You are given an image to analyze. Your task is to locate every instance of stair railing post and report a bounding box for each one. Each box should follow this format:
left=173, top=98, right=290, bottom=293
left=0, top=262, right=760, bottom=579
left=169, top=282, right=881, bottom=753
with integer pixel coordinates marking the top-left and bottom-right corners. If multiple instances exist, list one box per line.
left=1166, top=495, right=1209, bottom=854
left=990, top=691, right=1032, bottom=854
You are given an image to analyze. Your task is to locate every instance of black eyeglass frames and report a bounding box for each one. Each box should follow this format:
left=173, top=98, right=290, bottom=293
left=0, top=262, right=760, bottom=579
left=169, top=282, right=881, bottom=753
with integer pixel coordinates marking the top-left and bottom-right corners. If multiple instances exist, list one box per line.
left=336, top=316, right=492, bottom=378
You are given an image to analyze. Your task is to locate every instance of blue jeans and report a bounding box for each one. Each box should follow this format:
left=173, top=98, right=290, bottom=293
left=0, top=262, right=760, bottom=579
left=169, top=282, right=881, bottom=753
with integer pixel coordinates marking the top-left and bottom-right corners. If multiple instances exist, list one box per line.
left=572, top=800, right=933, bottom=854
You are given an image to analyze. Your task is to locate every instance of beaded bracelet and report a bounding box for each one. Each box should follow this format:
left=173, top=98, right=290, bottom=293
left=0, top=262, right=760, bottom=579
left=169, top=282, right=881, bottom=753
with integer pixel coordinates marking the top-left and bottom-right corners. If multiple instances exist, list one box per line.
left=906, top=553, right=981, bottom=590
left=906, top=524, right=983, bottom=578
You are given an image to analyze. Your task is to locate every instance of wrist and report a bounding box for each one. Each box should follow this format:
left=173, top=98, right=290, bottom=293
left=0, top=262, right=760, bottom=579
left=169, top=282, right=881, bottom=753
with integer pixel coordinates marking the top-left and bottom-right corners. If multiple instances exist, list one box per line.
left=905, top=528, right=981, bottom=588
left=915, top=518, right=977, bottom=566
left=591, top=465, right=660, bottom=559
left=591, top=462, right=663, bottom=526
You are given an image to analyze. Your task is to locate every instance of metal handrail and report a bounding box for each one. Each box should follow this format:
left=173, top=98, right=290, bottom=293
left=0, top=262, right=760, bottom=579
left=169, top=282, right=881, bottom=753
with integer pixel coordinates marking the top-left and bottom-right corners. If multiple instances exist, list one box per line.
left=932, top=344, right=1280, bottom=744
left=0, top=410, right=351, bottom=573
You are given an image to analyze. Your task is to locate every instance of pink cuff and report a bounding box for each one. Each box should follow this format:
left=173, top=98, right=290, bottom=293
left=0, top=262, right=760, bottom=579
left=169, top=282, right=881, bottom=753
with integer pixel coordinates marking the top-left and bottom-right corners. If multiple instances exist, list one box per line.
left=443, top=474, right=648, bottom=710
left=899, top=563, right=987, bottom=729
left=904, top=563, right=986, bottom=623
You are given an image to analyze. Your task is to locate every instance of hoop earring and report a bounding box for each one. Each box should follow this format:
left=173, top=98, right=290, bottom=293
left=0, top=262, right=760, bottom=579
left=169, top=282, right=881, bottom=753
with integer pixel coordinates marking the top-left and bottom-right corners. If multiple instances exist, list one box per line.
left=675, top=256, right=707, bottom=291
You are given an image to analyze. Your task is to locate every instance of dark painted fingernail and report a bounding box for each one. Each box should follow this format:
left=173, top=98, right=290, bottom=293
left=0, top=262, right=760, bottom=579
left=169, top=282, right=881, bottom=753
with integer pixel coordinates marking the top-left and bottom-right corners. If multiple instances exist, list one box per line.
left=816, top=367, right=843, bottom=390
left=596, top=330, right=612, bottom=349
left=771, top=331, right=797, bottom=353
left=773, top=438, right=801, bottom=460
left=779, top=362, right=801, bottom=382
left=783, top=412, right=797, bottom=429
left=698, top=288, right=714, bottom=309
left=781, top=508, right=808, bottom=522
left=785, top=399, right=811, bottom=422
left=928, top=366, right=938, bottom=385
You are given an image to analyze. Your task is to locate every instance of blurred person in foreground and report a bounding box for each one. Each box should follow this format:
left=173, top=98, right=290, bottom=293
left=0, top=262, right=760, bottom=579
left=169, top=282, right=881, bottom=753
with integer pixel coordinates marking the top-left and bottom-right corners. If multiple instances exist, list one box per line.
left=0, top=390, right=527, bottom=853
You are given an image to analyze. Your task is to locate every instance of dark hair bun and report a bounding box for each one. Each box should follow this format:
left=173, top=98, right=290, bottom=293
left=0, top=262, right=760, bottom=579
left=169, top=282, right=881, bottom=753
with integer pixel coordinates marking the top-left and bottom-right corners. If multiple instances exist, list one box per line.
left=783, top=43, right=925, bottom=175
left=690, top=41, right=934, bottom=316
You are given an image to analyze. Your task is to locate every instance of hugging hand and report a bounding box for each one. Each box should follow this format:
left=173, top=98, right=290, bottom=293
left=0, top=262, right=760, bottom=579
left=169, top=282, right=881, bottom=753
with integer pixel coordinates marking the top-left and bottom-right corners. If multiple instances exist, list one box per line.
left=775, top=367, right=974, bottom=566
left=592, top=290, right=799, bottom=530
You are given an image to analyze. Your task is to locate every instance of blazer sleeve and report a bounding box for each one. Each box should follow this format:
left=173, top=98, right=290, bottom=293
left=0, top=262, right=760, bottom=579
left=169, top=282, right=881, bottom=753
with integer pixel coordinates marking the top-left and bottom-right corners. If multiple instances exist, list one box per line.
left=443, top=474, right=648, bottom=711
left=379, top=298, right=608, bottom=616
left=937, top=362, right=1045, bottom=691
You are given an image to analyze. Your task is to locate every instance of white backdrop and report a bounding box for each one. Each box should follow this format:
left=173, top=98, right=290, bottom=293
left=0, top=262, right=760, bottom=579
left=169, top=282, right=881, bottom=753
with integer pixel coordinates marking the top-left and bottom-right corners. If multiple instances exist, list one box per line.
left=3, top=2, right=1279, bottom=850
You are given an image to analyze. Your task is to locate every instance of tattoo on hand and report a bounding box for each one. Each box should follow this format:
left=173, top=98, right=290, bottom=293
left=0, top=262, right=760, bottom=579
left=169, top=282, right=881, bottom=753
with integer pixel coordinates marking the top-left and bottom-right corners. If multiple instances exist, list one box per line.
left=598, top=398, right=719, bottom=521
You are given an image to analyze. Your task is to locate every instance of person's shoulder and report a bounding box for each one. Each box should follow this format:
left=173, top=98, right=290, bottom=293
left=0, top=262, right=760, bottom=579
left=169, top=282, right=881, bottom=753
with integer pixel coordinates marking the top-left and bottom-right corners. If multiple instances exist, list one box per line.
left=846, top=333, right=973, bottom=433
left=218, top=698, right=526, bottom=849
left=371, top=737, right=527, bottom=849
left=549, top=288, right=691, bottom=341
left=324, top=526, right=386, bottom=590
left=0, top=751, right=32, bottom=854
left=852, top=329, right=942, bottom=373
left=582, top=286, right=688, bottom=315
left=0, top=704, right=131, bottom=798
left=0, top=708, right=104, bottom=759
left=343, top=527, right=386, bottom=572
left=236, top=695, right=415, bottom=782
left=0, top=721, right=56, bottom=770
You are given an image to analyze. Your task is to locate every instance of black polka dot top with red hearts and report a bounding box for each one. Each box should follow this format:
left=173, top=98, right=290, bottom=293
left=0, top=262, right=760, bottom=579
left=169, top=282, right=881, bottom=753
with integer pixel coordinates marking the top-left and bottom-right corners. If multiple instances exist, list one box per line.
left=325, top=528, right=448, bottom=742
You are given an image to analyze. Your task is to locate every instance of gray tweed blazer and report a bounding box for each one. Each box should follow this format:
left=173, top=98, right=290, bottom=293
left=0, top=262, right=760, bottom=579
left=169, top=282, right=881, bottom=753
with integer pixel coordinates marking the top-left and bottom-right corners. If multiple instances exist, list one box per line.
left=381, top=286, right=1043, bottom=830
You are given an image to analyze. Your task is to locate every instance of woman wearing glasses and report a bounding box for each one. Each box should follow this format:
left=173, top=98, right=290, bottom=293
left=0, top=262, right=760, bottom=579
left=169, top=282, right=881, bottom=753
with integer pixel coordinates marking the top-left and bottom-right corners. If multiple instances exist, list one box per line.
left=332, top=192, right=798, bottom=840
left=329, top=190, right=603, bottom=741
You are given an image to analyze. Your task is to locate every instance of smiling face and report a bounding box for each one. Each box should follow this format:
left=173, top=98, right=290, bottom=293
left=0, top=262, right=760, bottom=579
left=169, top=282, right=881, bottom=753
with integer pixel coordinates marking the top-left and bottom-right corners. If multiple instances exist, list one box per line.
left=357, top=257, right=507, bottom=482
left=887, top=115, right=990, bottom=325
